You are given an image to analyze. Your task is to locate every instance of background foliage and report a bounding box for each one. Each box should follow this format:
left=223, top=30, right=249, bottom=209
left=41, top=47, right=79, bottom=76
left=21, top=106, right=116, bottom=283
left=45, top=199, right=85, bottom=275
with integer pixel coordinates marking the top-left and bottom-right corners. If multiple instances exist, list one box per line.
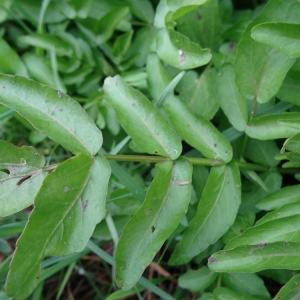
left=1, top=0, right=300, bottom=299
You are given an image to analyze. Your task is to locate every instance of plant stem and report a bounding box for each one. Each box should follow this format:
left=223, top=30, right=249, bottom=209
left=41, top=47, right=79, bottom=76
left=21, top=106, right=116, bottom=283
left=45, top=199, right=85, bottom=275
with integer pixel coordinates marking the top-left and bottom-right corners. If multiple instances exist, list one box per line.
left=104, top=154, right=270, bottom=171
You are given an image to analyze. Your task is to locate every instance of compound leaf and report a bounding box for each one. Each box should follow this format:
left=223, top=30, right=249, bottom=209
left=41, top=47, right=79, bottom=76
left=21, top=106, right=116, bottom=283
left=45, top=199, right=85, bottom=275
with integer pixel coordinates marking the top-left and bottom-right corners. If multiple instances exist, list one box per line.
left=5, top=154, right=110, bottom=299
left=251, top=22, right=300, bottom=58
left=0, top=74, right=103, bottom=155
left=103, top=75, right=182, bottom=160
left=115, top=158, right=192, bottom=290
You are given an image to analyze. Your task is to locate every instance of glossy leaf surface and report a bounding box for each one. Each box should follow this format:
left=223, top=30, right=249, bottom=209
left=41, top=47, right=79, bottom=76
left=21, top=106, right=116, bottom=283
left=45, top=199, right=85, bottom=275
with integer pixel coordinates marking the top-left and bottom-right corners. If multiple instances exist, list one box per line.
left=5, top=154, right=110, bottom=299
left=115, top=158, right=192, bottom=290
left=245, top=113, right=300, bottom=140
left=251, top=22, right=300, bottom=58
left=103, top=75, right=182, bottom=160
left=175, top=161, right=241, bottom=258
left=164, top=95, right=232, bottom=163
left=208, top=241, right=300, bottom=273
left=156, top=27, right=211, bottom=70
left=0, top=75, right=102, bottom=155
left=235, top=0, right=297, bottom=103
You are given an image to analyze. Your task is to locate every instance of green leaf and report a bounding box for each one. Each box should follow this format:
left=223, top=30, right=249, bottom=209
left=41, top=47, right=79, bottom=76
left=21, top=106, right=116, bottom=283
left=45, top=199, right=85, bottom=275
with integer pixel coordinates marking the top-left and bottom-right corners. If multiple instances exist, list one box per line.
left=5, top=154, right=110, bottom=299
left=106, top=189, right=142, bottom=216
left=22, top=53, right=56, bottom=87
left=0, top=74, right=103, bottom=155
left=244, top=139, right=280, bottom=167
left=274, top=273, right=300, bottom=300
left=176, top=0, right=222, bottom=50
left=115, top=158, right=192, bottom=290
left=245, top=113, right=300, bottom=140
left=174, top=161, right=241, bottom=258
left=76, top=7, right=130, bottom=45
left=276, top=70, right=300, bottom=105
left=256, top=202, right=300, bottom=226
left=112, top=30, right=133, bottom=64
left=0, top=38, right=28, bottom=76
left=103, top=75, right=182, bottom=160
left=208, top=241, right=300, bottom=273
left=164, top=95, right=233, bottom=163
left=156, top=27, right=211, bottom=70
left=256, top=184, right=300, bottom=211
left=235, top=0, right=297, bottom=103
left=0, top=140, right=46, bottom=216
left=126, top=26, right=156, bottom=68
left=281, top=133, right=300, bottom=154
left=178, top=266, right=217, bottom=292
left=224, top=212, right=300, bottom=250
left=154, top=0, right=210, bottom=28
left=222, top=213, right=255, bottom=245
left=213, top=287, right=258, bottom=300
left=146, top=53, right=171, bottom=101
left=18, top=33, right=73, bottom=56
left=123, top=0, right=154, bottom=23
left=222, top=273, right=270, bottom=298
left=216, top=64, right=248, bottom=131
left=155, top=71, right=185, bottom=109
left=177, top=68, right=219, bottom=120
left=251, top=22, right=300, bottom=58
left=239, top=171, right=282, bottom=214
left=70, top=0, right=93, bottom=18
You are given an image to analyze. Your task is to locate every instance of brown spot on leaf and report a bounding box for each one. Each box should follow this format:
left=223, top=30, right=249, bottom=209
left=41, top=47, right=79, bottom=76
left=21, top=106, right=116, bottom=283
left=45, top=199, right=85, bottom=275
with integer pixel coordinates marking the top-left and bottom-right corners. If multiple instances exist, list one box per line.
left=64, top=186, right=70, bottom=192
left=179, top=50, right=186, bottom=65
left=208, top=256, right=217, bottom=264
left=81, top=199, right=88, bottom=212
